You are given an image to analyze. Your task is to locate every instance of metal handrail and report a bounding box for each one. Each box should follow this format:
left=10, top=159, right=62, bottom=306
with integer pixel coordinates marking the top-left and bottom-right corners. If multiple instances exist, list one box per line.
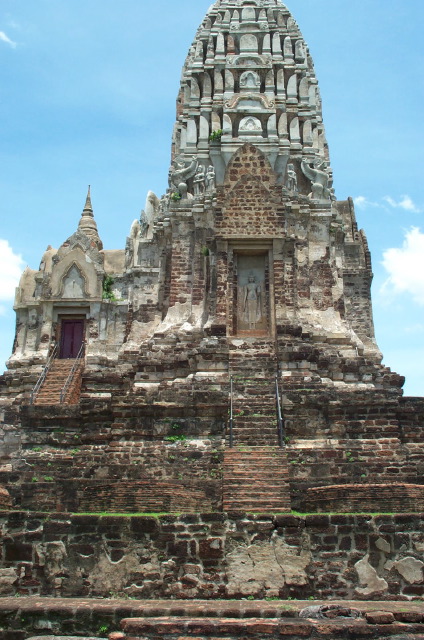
left=229, top=375, right=234, bottom=447
left=60, top=342, right=85, bottom=403
left=275, top=374, right=285, bottom=448
left=30, top=344, right=58, bottom=404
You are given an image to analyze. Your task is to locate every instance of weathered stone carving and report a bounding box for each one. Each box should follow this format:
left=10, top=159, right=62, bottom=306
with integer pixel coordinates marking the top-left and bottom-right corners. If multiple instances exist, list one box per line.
left=193, top=164, right=206, bottom=196
left=169, top=155, right=198, bottom=194
left=241, top=274, right=262, bottom=329
left=301, top=157, right=331, bottom=201
left=239, top=116, right=262, bottom=133
left=239, top=70, right=261, bottom=90
left=205, top=165, right=216, bottom=192
left=285, top=162, right=298, bottom=192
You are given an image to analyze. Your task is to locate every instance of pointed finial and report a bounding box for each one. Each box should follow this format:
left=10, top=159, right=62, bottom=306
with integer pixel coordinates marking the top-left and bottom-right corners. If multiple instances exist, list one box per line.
left=83, top=185, right=93, bottom=215
left=78, top=185, right=103, bottom=249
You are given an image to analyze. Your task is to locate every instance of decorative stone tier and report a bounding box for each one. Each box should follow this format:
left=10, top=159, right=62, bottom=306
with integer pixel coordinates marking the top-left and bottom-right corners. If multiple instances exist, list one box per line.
left=307, top=483, right=424, bottom=514
left=1, top=512, right=424, bottom=601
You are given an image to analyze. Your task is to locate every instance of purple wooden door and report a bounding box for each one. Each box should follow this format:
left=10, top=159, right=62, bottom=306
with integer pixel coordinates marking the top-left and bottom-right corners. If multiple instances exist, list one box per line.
left=60, top=320, right=84, bottom=358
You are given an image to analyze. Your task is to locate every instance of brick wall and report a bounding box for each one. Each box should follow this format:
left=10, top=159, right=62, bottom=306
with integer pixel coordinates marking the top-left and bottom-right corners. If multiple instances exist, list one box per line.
left=216, top=144, right=283, bottom=237
left=1, top=511, right=423, bottom=600
left=307, top=483, right=424, bottom=513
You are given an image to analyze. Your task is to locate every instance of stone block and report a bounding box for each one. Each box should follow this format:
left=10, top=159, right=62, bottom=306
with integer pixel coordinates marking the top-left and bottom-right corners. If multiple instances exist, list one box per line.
left=365, top=610, right=395, bottom=625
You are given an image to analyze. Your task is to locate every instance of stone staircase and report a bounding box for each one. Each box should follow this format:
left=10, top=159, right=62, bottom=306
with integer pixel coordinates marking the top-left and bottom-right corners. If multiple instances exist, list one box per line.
left=223, top=338, right=291, bottom=513
left=33, top=358, right=83, bottom=405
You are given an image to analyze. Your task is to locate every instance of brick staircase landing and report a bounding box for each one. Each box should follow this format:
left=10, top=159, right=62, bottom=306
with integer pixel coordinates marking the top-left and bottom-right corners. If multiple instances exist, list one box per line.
left=33, top=358, right=83, bottom=405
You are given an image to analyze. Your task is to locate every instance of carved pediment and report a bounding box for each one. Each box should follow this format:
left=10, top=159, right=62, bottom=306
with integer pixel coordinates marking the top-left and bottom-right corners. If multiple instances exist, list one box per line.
left=60, top=263, right=87, bottom=299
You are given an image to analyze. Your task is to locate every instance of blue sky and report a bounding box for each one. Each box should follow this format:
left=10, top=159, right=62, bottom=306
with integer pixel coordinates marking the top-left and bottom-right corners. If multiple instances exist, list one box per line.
left=1, top=0, right=423, bottom=396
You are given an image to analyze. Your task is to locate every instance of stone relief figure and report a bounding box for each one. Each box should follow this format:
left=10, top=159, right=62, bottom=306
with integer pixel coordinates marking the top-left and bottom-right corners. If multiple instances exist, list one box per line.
left=242, top=274, right=262, bottom=329
left=169, top=155, right=198, bottom=195
left=286, top=163, right=298, bottom=192
left=205, top=165, right=216, bottom=192
left=301, top=157, right=330, bottom=201
left=193, top=164, right=206, bottom=196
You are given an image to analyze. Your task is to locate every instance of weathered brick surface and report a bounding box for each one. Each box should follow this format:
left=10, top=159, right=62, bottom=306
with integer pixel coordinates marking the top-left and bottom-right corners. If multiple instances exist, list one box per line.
left=1, top=349, right=423, bottom=514
left=0, top=512, right=423, bottom=601
left=307, top=484, right=424, bottom=513
left=217, top=145, right=282, bottom=237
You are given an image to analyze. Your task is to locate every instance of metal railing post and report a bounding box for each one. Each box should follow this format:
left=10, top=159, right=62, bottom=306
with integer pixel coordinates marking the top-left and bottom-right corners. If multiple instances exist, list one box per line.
left=275, top=373, right=285, bottom=448
left=30, top=344, right=58, bottom=404
left=229, top=375, right=234, bottom=447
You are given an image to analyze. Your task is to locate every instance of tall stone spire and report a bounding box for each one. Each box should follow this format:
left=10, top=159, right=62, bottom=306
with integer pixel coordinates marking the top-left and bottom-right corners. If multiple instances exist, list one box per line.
left=78, top=185, right=103, bottom=249
left=169, top=0, right=332, bottom=198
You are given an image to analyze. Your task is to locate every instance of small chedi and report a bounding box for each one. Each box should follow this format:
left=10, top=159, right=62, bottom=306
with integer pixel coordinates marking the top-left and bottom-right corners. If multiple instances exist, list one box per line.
left=0, top=0, right=424, bottom=609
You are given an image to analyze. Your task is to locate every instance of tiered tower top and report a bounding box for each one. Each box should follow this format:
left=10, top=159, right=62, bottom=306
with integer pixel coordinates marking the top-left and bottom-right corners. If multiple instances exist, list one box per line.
left=169, top=0, right=332, bottom=201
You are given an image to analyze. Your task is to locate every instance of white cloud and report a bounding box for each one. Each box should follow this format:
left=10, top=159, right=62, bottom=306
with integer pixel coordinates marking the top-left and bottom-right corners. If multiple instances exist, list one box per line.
left=354, top=195, right=421, bottom=213
left=353, top=196, right=383, bottom=209
left=353, top=196, right=367, bottom=208
left=381, top=227, right=424, bottom=305
left=0, top=30, right=16, bottom=48
left=0, top=239, right=25, bottom=309
left=383, top=195, right=421, bottom=213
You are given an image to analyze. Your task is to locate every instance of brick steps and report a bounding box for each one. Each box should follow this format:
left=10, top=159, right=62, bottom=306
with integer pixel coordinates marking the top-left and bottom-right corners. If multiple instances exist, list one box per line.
left=223, top=447, right=291, bottom=513
left=120, top=615, right=424, bottom=639
left=224, top=340, right=290, bottom=512
left=34, top=359, right=84, bottom=405
left=2, top=597, right=424, bottom=640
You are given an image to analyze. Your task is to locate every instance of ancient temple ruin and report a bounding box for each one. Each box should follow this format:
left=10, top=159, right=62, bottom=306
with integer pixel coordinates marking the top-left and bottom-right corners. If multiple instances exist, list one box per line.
left=1, top=0, right=423, bottom=524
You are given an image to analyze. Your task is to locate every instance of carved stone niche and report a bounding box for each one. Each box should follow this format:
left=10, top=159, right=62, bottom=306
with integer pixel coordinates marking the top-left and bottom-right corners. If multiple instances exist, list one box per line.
left=239, top=70, right=261, bottom=92
left=233, top=252, right=270, bottom=336
left=238, top=116, right=263, bottom=138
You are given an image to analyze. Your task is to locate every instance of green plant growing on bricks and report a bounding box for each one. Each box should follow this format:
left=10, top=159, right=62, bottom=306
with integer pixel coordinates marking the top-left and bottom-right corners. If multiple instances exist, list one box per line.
left=102, top=275, right=117, bottom=301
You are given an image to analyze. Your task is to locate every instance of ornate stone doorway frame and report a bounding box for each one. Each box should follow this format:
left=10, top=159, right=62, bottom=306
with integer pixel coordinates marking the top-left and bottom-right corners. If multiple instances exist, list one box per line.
left=224, top=240, right=276, bottom=338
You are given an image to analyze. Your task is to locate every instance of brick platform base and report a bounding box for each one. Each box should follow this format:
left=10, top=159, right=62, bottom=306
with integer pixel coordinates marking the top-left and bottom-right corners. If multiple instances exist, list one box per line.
left=2, top=598, right=424, bottom=640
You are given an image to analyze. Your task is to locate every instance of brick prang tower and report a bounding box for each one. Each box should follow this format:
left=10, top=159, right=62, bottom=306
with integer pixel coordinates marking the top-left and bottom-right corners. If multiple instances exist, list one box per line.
left=1, top=0, right=422, bottom=517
